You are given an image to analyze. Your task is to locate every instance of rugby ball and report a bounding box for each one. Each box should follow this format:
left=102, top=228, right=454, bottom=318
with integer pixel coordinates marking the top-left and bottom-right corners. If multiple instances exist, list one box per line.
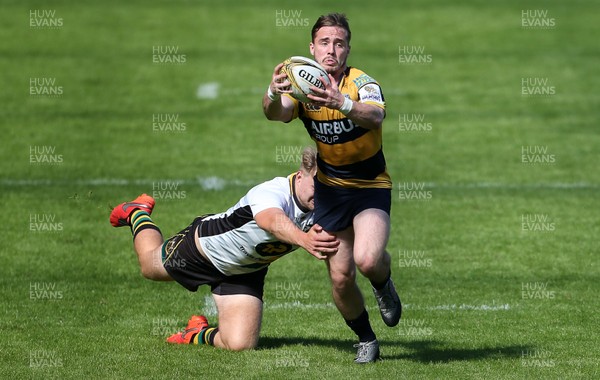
left=279, top=56, right=331, bottom=103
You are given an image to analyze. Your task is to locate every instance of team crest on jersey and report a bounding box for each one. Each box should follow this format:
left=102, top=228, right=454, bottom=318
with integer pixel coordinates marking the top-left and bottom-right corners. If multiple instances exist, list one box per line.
left=353, top=73, right=377, bottom=88
left=303, top=103, right=321, bottom=112
left=255, top=242, right=294, bottom=257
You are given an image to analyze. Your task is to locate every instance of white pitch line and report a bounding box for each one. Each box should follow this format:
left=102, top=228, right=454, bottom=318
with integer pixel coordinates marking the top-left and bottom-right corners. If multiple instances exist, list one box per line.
left=265, top=301, right=336, bottom=310
left=201, top=294, right=218, bottom=317
left=261, top=301, right=511, bottom=312
left=1, top=178, right=597, bottom=191
left=0, top=175, right=598, bottom=191
left=196, top=297, right=511, bottom=314
left=196, top=82, right=265, bottom=100
left=412, top=303, right=511, bottom=311
left=423, top=181, right=599, bottom=190
left=0, top=177, right=255, bottom=191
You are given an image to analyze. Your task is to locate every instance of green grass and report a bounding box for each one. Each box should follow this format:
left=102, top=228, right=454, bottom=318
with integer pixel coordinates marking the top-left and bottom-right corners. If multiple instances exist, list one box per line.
left=1, top=0, right=599, bottom=378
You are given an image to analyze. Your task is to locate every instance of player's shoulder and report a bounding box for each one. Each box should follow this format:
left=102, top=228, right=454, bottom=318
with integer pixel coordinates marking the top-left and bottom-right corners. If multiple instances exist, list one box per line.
left=244, top=175, right=293, bottom=215
left=247, top=176, right=291, bottom=200
left=259, top=176, right=290, bottom=190
left=347, top=67, right=379, bottom=89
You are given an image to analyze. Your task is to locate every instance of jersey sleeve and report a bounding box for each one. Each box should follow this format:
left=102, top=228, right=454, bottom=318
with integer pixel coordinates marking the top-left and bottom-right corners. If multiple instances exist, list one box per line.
left=245, top=182, right=288, bottom=216
left=353, top=73, right=385, bottom=109
left=283, top=94, right=300, bottom=122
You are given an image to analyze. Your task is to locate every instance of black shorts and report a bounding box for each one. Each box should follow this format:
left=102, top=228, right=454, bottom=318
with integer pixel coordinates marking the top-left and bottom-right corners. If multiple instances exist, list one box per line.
left=161, top=216, right=268, bottom=300
left=314, top=179, right=391, bottom=232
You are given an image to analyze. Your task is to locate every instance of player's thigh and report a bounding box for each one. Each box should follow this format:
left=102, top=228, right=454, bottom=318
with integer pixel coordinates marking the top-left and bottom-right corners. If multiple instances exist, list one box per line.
left=326, top=226, right=356, bottom=279
left=139, top=246, right=172, bottom=281
left=353, top=208, right=390, bottom=260
left=213, top=293, right=263, bottom=350
left=151, top=247, right=172, bottom=280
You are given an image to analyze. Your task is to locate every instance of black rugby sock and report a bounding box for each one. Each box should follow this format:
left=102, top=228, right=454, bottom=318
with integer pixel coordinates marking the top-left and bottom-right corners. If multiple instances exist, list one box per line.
left=345, top=309, right=376, bottom=342
left=130, top=209, right=161, bottom=238
left=192, top=327, right=219, bottom=345
left=370, top=270, right=391, bottom=291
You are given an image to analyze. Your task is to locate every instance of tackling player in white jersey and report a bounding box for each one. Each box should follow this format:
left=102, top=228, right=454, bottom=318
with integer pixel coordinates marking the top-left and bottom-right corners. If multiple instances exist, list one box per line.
left=109, top=147, right=338, bottom=350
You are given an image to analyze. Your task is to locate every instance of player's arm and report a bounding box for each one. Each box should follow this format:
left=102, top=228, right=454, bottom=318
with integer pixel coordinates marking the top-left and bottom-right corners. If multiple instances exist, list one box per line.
left=254, top=207, right=339, bottom=260
left=307, top=76, right=385, bottom=130
left=339, top=97, right=384, bottom=130
left=263, top=63, right=296, bottom=122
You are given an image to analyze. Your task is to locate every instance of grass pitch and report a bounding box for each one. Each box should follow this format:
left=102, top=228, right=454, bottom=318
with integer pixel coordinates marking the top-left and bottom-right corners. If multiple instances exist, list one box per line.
left=1, top=0, right=599, bottom=379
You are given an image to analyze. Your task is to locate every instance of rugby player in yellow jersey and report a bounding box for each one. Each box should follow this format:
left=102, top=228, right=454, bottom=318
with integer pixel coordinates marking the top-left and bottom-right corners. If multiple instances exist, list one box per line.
left=263, top=13, right=401, bottom=363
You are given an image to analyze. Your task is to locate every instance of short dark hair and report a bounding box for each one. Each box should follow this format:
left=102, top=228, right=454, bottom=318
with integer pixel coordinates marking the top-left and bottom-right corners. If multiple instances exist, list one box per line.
left=311, top=13, right=351, bottom=44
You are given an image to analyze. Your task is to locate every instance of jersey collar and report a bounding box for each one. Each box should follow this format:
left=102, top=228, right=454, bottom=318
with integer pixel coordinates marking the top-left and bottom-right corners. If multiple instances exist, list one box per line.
left=289, top=173, right=310, bottom=213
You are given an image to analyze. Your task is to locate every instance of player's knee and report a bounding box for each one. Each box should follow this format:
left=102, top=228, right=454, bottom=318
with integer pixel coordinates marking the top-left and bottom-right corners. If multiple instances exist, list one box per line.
left=140, top=266, right=156, bottom=280
left=329, top=270, right=356, bottom=292
left=222, top=336, right=257, bottom=351
left=140, top=262, right=161, bottom=281
left=226, top=342, right=256, bottom=351
left=354, top=253, right=380, bottom=277
left=138, top=252, right=166, bottom=280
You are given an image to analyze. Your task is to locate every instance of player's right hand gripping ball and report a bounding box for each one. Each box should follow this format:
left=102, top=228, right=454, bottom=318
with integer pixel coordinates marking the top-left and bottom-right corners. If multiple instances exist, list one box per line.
left=279, top=56, right=331, bottom=103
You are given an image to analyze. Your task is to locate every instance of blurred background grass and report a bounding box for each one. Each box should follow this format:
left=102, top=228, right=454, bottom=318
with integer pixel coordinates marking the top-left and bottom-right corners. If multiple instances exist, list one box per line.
left=1, top=0, right=599, bottom=378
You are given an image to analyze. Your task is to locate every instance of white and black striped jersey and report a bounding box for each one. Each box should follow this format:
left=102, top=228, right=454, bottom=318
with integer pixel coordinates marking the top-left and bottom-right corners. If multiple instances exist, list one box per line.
left=198, top=174, right=314, bottom=276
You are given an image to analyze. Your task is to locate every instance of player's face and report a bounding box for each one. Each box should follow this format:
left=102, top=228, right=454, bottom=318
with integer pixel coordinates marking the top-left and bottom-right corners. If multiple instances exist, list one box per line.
left=310, top=26, right=350, bottom=76
left=295, top=169, right=316, bottom=211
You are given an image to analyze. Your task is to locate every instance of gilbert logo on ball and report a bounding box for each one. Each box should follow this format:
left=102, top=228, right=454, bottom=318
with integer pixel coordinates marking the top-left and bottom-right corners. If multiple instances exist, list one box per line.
left=279, top=56, right=330, bottom=103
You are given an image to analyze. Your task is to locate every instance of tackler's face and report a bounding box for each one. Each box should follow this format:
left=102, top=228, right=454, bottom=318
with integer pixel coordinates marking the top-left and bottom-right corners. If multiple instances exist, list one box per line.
left=309, top=26, right=350, bottom=76
left=295, top=169, right=316, bottom=211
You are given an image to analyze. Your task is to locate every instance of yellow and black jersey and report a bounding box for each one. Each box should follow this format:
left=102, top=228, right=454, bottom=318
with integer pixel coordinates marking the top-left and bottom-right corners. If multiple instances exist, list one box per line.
left=286, top=66, right=392, bottom=189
